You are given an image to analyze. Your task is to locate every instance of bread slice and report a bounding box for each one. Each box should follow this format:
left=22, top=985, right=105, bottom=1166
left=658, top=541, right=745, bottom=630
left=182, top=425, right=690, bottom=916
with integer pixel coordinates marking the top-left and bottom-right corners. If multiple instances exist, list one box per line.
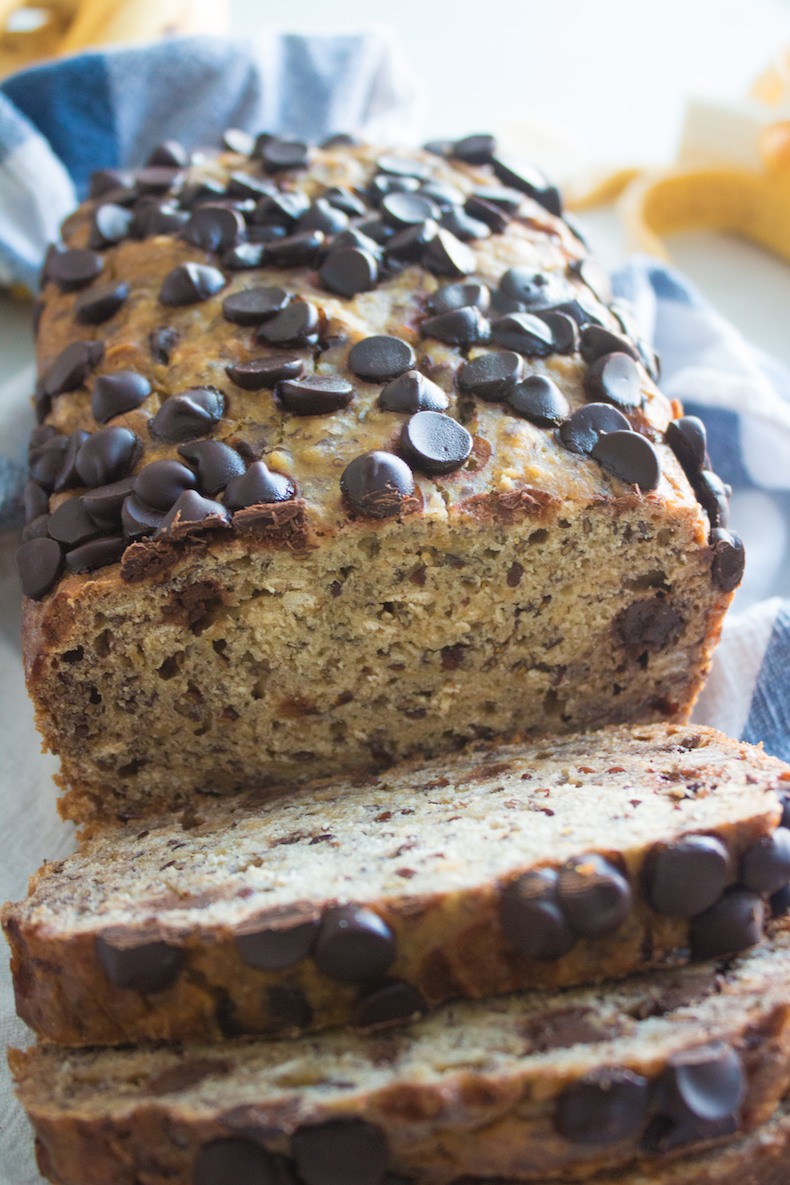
left=5, top=723, right=789, bottom=1046
left=12, top=927, right=790, bottom=1185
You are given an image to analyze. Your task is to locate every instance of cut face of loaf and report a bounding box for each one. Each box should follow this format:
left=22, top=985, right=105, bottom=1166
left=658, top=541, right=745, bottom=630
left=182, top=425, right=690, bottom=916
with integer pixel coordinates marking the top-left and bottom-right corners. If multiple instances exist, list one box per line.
left=12, top=929, right=790, bottom=1185
left=21, top=141, right=740, bottom=819
left=5, top=724, right=790, bottom=1046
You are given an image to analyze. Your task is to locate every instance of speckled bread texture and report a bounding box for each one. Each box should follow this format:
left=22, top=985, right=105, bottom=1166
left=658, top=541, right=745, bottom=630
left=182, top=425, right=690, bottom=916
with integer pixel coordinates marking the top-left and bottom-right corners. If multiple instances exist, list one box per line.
left=12, top=928, right=790, bottom=1185
left=21, top=139, right=739, bottom=820
left=4, top=723, right=788, bottom=1046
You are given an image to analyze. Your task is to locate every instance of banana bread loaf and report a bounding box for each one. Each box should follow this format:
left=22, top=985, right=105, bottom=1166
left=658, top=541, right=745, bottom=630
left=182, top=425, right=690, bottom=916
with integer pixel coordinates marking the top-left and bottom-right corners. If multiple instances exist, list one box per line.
left=17, top=133, right=743, bottom=820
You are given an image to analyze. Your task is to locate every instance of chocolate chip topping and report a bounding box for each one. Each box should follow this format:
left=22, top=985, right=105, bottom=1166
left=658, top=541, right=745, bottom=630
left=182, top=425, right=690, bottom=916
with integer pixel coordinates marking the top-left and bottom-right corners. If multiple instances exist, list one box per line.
left=710, top=528, right=745, bottom=593
left=557, top=854, right=632, bottom=938
left=276, top=375, right=355, bottom=416
left=695, top=470, right=730, bottom=528
left=91, top=371, right=151, bottom=423
left=689, top=889, right=764, bottom=960
left=159, top=262, right=226, bottom=305
left=183, top=205, right=244, bottom=253
left=224, top=461, right=295, bottom=510
left=439, top=208, right=490, bottom=242
left=457, top=351, right=524, bottom=402
left=130, top=199, right=189, bottom=239
left=580, top=325, right=639, bottom=365
left=194, top=1138, right=287, bottom=1185
left=16, top=537, right=63, bottom=600
left=400, top=411, right=472, bottom=475
left=235, top=917, right=319, bottom=971
left=538, top=310, right=580, bottom=354
left=81, top=476, right=135, bottom=528
left=659, top=1043, right=745, bottom=1126
left=498, top=268, right=567, bottom=309
left=644, top=836, right=731, bottom=918
left=47, top=497, right=101, bottom=546
left=591, top=431, right=661, bottom=491
left=89, top=203, right=133, bottom=248
left=73, top=280, right=130, bottom=325
left=53, top=428, right=90, bottom=492
left=135, top=166, right=184, bottom=194
left=453, top=133, right=497, bottom=164
left=381, top=191, right=437, bottom=228
left=122, top=494, right=164, bottom=538
left=428, top=282, right=490, bottom=316
left=149, top=388, right=225, bottom=443
left=584, top=353, right=644, bottom=410
left=500, top=868, right=577, bottom=961
left=154, top=490, right=231, bottom=538
left=492, top=156, right=562, bottom=217
left=491, top=312, right=555, bottom=356
left=43, top=340, right=104, bottom=397
left=741, top=827, right=790, bottom=895
left=22, top=515, right=50, bottom=542
left=147, top=140, right=189, bottom=168
left=224, top=243, right=266, bottom=270
left=65, top=535, right=125, bottom=573
left=254, top=190, right=309, bottom=228
left=226, top=355, right=305, bottom=390
left=260, top=138, right=309, bottom=173
left=133, top=459, right=197, bottom=511
left=665, top=416, right=707, bottom=480
left=29, top=436, right=69, bottom=490
left=256, top=301, right=319, bottom=347
left=507, top=375, right=569, bottom=427
left=558, top=403, right=631, bottom=456
left=266, top=230, right=326, bottom=268
left=24, top=480, right=49, bottom=522
left=47, top=248, right=103, bottom=292
left=291, top=1119, right=389, bottom=1185
left=320, top=248, right=379, bottom=298
left=95, top=934, right=184, bottom=993
left=379, top=371, right=448, bottom=413
left=313, top=905, right=396, bottom=982
left=348, top=336, right=416, bottom=383
left=555, top=1069, right=650, bottom=1145
left=177, top=441, right=246, bottom=495
left=421, top=306, right=489, bottom=347
left=351, top=980, right=427, bottom=1031
left=76, top=426, right=139, bottom=488
left=422, top=228, right=476, bottom=277
left=300, top=199, right=349, bottom=234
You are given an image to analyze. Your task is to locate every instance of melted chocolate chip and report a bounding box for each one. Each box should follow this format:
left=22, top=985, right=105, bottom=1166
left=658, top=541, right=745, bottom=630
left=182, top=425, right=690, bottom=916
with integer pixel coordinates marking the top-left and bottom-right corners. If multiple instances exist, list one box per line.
left=122, top=494, right=164, bottom=538
left=43, top=340, right=104, bottom=397
left=453, top=133, right=497, bottom=164
left=428, top=282, right=490, bottom=316
left=226, top=355, right=305, bottom=390
left=150, top=388, right=225, bottom=443
left=352, top=980, right=427, bottom=1031
left=555, top=1069, right=650, bottom=1145
left=491, top=312, right=554, bottom=356
left=379, top=371, right=448, bottom=413
left=65, top=535, right=125, bottom=573
left=689, top=889, right=764, bottom=960
left=178, top=441, right=246, bottom=495
left=558, top=403, right=631, bottom=456
left=159, top=262, right=225, bottom=305
left=261, top=138, right=309, bottom=173
left=457, top=351, right=523, bottom=402
left=194, top=1137, right=289, bottom=1185
left=256, top=302, right=319, bottom=347
left=341, top=451, right=415, bottom=518
left=224, top=461, right=295, bottom=509
left=421, top=306, right=489, bottom=347
left=507, top=375, right=569, bottom=427
left=236, top=917, right=319, bottom=970
left=557, top=854, right=632, bottom=938
left=266, top=229, right=326, bottom=267
left=348, top=336, right=416, bottom=383
left=89, top=203, right=133, bottom=248
left=291, top=1120, right=389, bottom=1185
left=710, top=528, right=745, bottom=593
left=741, top=828, right=790, bottom=895
left=614, top=595, right=685, bottom=652
left=644, top=836, right=731, bottom=918
left=154, top=490, right=231, bottom=538
left=223, top=287, right=290, bottom=326
left=491, top=156, right=562, bottom=216
left=500, top=868, right=577, bottom=961
left=591, top=430, right=661, bottom=491
left=400, top=411, right=472, bottom=475
left=320, top=248, right=379, bottom=298
left=134, top=459, right=197, bottom=511
left=183, top=205, right=244, bottom=253
left=276, top=375, right=354, bottom=416
left=81, top=476, right=135, bottom=529
left=76, top=426, right=139, bottom=488
left=313, top=905, right=396, bottom=982
left=47, top=497, right=101, bottom=546
left=95, top=934, right=184, bottom=992
left=422, top=228, right=476, bottom=278
left=16, top=537, right=63, bottom=600
left=665, top=416, right=707, bottom=481
left=584, top=352, right=644, bottom=410
left=580, top=325, right=639, bottom=365
left=91, top=371, right=151, bottom=423
left=47, top=248, right=103, bottom=292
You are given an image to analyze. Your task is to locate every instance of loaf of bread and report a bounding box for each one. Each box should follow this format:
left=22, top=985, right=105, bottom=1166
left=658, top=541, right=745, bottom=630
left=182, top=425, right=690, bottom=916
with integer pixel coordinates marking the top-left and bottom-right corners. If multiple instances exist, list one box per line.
left=5, top=722, right=789, bottom=1046
left=17, top=132, right=743, bottom=821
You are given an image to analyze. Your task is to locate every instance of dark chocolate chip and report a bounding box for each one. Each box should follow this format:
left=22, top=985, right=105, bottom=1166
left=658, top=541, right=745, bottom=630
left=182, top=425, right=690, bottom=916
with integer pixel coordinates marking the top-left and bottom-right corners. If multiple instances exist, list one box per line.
left=296, top=199, right=348, bottom=236
left=177, top=441, right=246, bottom=496
left=428, top=282, right=490, bottom=316
left=47, top=497, right=101, bottom=546
left=81, top=476, right=136, bottom=529
left=571, top=256, right=613, bottom=304
left=135, top=166, right=184, bottom=194
left=384, top=221, right=438, bottom=264
left=463, top=194, right=509, bottom=234
left=133, top=459, right=197, bottom=511
left=421, top=306, right=489, bottom=347
left=500, top=868, right=577, bottom=961
left=292, top=1120, right=388, bottom=1185
left=253, top=191, right=310, bottom=228
left=182, top=205, right=244, bottom=253
left=129, top=199, right=189, bottom=239
left=474, top=185, right=524, bottom=213
left=498, top=268, right=568, bottom=310
left=555, top=1069, right=650, bottom=1145
left=312, top=906, right=396, bottom=982
left=453, top=133, right=497, bottom=164
left=122, top=493, right=165, bottom=538
left=423, top=139, right=454, bottom=156
left=348, top=335, right=415, bottom=382
left=47, top=248, right=103, bottom=292
left=89, top=168, right=134, bottom=198
left=223, top=128, right=255, bottom=155
left=558, top=403, right=631, bottom=456
left=695, top=470, right=730, bottom=529
left=321, top=132, right=360, bottom=148
left=352, top=980, right=427, bottom=1030
left=415, top=181, right=461, bottom=211
left=91, top=371, right=151, bottom=424
left=665, top=416, right=707, bottom=481
left=29, top=436, right=69, bottom=490
left=150, top=326, right=178, bottom=365
left=591, top=430, right=661, bottom=491
left=16, top=537, right=63, bottom=600
left=331, top=228, right=382, bottom=257
left=223, top=287, right=290, bottom=326
left=24, top=480, right=49, bottom=523
left=584, top=352, right=644, bottom=410
left=256, top=301, right=319, bottom=347
left=65, top=535, right=125, bottom=573
left=741, top=827, right=790, bottom=895
left=381, top=192, right=438, bottom=230
left=422, top=229, right=476, bottom=277
left=400, top=411, right=472, bottom=475
left=659, top=1043, right=745, bottom=1127
left=536, top=311, right=579, bottom=354
left=261, top=138, right=309, bottom=173
left=266, top=229, right=326, bottom=267
left=53, top=428, right=91, bottom=492
left=22, top=515, right=51, bottom=542
left=226, top=355, right=304, bottom=390
left=159, top=262, right=225, bottom=305
left=150, top=388, right=225, bottom=443
left=644, top=836, right=731, bottom=918
left=74, top=280, right=130, bottom=325
left=580, top=324, right=639, bottom=365
left=323, top=186, right=367, bottom=217
left=226, top=170, right=275, bottom=199
left=224, top=461, right=295, bottom=509
left=89, top=203, right=133, bottom=248
left=277, top=375, right=354, bottom=416
left=614, top=595, right=685, bottom=652
left=354, top=214, right=395, bottom=244
left=486, top=291, right=525, bottom=319
left=491, top=312, right=555, bottom=356
left=147, top=140, right=189, bottom=168
left=154, top=490, right=231, bottom=537
left=379, top=371, right=448, bottom=413
left=690, top=889, right=764, bottom=959
left=341, top=451, right=415, bottom=518
left=95, top=934, right=184, bottom=992
left=457, top=351, right=523, bottom=402
left=236, top=917, right=319, bottom=970
left=223, top=242, right=267, bottom=270
left=320, top=247, right=378, bottom=297
left=377, top=153, right=430, bottom=179
left=491, top=156, right=562, bottom=216
left=43, top=340, right=104, bottom=397
left=507, top=375, right=570, bottom=427
left=557, top=854, right=632, bottom=938
left=710, top=528, right=745, bottom=593
left=76, top=426, right=139, bottom=488
left=438, top=207, right=491, bottom=242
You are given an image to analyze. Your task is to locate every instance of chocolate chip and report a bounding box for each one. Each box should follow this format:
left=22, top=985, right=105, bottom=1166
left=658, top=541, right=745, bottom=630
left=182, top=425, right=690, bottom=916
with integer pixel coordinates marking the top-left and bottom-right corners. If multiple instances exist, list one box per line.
left=277, top=375, right=354, bottom=416
left=226, top=170, right=275, bottom=199
left=422, top=228, right=476, bottom=277
left=47, top=497, right=101, bottom=546
left=122, top=494, right=164, bottom=538
left=224, top=461, right=295, bottom=509
left=354, top=214, right=394, bottom=244
left=341, top=451, right=415, bottom=518
left=22, top=515, right=51, bottom=542
left=159, top=262, right=225, bottom=305
left=320, top=247, right=379, bottom=297
left=771, top=884, right=790, bottom=917
left=580, top=325, right=639, bottom=365
left=453, top=133, right=497, bottom=164
left=491, top=313, right=554, bottom=356
left=571, top=256, right=613, bottom=305
left=47, top=248, right=103, bottom=292
left=695, top=470, right=730, bottom=528
left=491, top=156, right=562, bottom=216
left=418, top=181, right=464, bottom=210
left=439, top=207, right=491, bottom=242
left=150, top=388, right=225, bottom=443
left=741, top=828, right=790, bottom=895
left=254, top=191, right=310, bottom=228
left=53, top=428, right=90, bottom=492
left=222, top=287, right=290, bottom=326
left=261, top=138, right=309, bottom=173
left=150, top=326, right=178, bottom=365
left=332, top=228, right=382, bottom=257
left=558, top=403, right=631, bottom=456
left=377, top=153, right=429, bottom=179
left=16, top=537, right=63, bottom=600
left=147, top=140, right=189, bottom=168
left=538, top=311, right=580, bottom=354
left=352, top=980, right=427, bottom=1030
left=644, top=837, right=731, bottom=917
left=74, top=280, right=130, bottom=325
left=463, top=194, right=509, bottom=234
left=421, top=306, right=489, bottom=347
left=81, top=476, right=135, bottom=529
left=178, top=441, right=246, bottom=495
left=29, top=436, right=69, bottom=490
left=557, top=854, right=632, bottom=938
left=223, top=242, right=267, bottom=270
left=89, top=203, right=133, bottom=248
left=614, top=596, right=685, bottom=652
left=133, top=459, right=197, bottom=511
left=24, top=480, right=49, bottom=522
left=689, top=889, right=764, bottom=959
left=226, top=355, right=304, bottom=390
left=555, top=1069, right=650, bottom=1145
left=474, top=185, right=524, bottom=213
left=95, top=934, right=184, bottom=992
left=665, top=416, right=707, bottom=481
left=323, top=186, right=367, bottom=217
left=236, top=918, right=319, bottom=970
left=348, top=336, right=415, bottom=382
left=379, top=371, right=448, bottom=413
left=313, top=905, right=396, bottom=982
left=292, top=1123, right=388, bottom=1185
left=265, top=229, right=325, bottom=267
left=90, top=371, right=151, bottom=424
left=129, top=199, right=189, bottom=239
left=182, top=205, right=244, bottom=253
left=266, top=985, right=314, bottom=1035
left=457, top=351, right=523, bottom=401
left=380, top=192, right=438, bottom=230
left=322, top=132, right=360, bottom=148
left=384, top=221, right=438, bottom=265
left=498, top=268, right=569, bottom=310
left=658, top=1043, right=745, bottom=1128
left=400, top=411, right=472, bottom=475
left=584, top=353, right=644, bottom=410
left=591, top=431, right=661, bottom=491
left=43, top=340, right=104, bottom=397
left=428, top=282, right=490, bottom=316
left=135, top=166, right=184, bottom=194
left=506, top=375, right=570, bottom=427
left=65, top=535, right=125, bottom=573
left=154, top=490, right=231, bottom=538
left=76, top=426, right=139, bottom=488
left=500, top=868, right=577, bottom=961
left=256, top=301, right=319, bottom=347
left=298, top=199, right=349, bottom=235
left=710, top=528, right=745, bottom=593
left=89, top=168, right=134, bottom=198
